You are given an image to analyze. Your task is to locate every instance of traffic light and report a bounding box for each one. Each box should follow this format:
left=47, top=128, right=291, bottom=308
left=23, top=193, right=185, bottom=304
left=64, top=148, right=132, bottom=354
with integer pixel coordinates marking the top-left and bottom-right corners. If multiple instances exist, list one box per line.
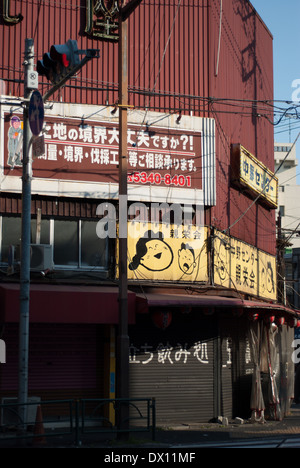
left=37, top=39, right=80, bottom=84
left=36, top=53, right=57, bottom=82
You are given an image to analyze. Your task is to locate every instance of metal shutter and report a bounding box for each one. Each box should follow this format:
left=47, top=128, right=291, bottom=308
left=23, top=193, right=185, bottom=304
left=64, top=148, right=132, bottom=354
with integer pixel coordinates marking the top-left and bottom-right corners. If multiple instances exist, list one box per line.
left=220, top=317, right=234, bottom=419
left=0, top=323, right=101, bottom=401
left=233, top=317, right=253, bottom=419
left=129, top=310, right=217, bottom=425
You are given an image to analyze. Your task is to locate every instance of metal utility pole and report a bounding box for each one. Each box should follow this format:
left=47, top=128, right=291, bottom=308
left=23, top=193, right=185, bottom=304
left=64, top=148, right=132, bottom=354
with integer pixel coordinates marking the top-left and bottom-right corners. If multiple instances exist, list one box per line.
left=18, top=38, right=34, bottom=430
left=116, top=0, right=142, bottom=436
left=116, top=2, right=129, bottom=436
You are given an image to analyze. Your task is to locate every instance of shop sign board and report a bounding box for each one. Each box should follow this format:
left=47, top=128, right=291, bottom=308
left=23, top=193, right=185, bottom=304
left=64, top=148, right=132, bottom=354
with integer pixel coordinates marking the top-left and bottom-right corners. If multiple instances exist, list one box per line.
left=213, top=230, right=277, bottom=301
left=4, top=113, right=201, bottom=189
left=124, top=222, right=208, bottom=283
left=231, top=144, right=278, bottom=209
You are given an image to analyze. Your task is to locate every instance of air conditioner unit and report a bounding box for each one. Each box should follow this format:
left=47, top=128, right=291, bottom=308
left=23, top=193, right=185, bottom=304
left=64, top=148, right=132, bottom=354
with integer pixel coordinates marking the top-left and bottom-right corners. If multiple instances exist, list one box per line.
left=1, top=397, right=41, bottom=427
left=30, top=244, right=53, bottom=271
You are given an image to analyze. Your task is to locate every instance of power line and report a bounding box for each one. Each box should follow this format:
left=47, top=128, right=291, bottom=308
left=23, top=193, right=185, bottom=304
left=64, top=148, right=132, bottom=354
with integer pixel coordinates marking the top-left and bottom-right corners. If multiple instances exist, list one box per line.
left=2, top=73, right=300, bottom=121
left=224, top=132, right=300, bottom=234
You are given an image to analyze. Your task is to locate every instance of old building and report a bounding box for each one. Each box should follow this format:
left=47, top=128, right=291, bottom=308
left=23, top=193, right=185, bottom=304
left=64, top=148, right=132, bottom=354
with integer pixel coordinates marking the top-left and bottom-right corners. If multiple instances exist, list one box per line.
left=0, top=0, right=299, bottom=428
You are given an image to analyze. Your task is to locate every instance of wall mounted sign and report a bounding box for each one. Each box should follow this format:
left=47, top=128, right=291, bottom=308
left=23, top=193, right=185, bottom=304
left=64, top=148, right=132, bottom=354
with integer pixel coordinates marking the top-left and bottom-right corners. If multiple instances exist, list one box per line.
left=231, top=144, right=278, bottom=209
left=124, top=223, right=208, bottom=283
left=213, top=229, right=277, bottom=301
left=4, top=114, right=201, bottom=189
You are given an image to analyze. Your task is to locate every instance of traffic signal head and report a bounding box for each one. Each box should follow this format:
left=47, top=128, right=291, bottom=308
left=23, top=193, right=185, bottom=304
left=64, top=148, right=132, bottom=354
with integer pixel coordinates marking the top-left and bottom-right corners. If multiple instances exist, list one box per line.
left=50, top=40, right=79, bottom=70
left=37, top=39, right=80, bottom=84
left=50, top=45, right=70, bottom=68
left=36, top=53, right=58, bottom=82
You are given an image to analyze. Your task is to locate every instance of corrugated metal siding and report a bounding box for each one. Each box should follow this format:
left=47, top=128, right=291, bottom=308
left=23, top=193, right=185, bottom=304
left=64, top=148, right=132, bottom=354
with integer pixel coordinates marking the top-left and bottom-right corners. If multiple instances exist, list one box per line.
left=129, top=311, right=217, bottom=424
left=0, top=0, right=275, bottom=253
left=1, top=1, right=209, bottom=109
left=0, top=193, right=103, bottom=218
left=208, top=0, right=275, bottom=255
left=128, top=0, right=209, bottom=114
left=0, top=0, right=272, bottom=136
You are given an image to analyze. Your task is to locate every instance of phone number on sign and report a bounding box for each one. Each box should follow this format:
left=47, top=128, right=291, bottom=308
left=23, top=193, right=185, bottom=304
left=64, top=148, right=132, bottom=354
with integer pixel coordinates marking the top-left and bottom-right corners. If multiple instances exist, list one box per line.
left=128, top=172, right=192, bottom=188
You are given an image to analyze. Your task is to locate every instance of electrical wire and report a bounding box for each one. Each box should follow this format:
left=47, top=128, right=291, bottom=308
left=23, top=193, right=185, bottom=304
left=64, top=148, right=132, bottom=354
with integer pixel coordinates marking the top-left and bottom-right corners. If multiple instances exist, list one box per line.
left=2, top=70, right=299, bottom=124
left=224, top=132, right=300, bottom=235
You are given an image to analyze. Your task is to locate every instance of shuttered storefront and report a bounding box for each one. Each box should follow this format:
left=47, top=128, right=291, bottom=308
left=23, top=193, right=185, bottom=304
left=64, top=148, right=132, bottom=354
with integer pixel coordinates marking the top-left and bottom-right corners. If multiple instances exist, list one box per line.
left=0, top=323, right=103, bottom=402
left=220, top=318, right=234, bottom=419
left=219, top=315, right=253, bottom=420
left=129, top=310, right=217, bottom=425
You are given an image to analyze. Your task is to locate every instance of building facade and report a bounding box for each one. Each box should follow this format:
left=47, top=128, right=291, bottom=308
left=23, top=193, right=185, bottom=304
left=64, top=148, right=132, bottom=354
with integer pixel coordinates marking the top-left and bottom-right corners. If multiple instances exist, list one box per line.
left=0, top=0, right=299, bottom=426
left=275, top=143, right=300, bottom=310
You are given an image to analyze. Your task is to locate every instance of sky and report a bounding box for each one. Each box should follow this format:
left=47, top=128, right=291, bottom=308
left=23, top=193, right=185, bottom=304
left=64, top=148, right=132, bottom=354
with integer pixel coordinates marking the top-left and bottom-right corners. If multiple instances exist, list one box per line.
left=250, top=0, right=300, bottom=150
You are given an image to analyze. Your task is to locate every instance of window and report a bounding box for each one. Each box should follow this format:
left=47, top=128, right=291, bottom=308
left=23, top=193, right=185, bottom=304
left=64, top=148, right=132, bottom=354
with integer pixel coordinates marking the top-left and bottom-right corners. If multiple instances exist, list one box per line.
left=81, top=220, right=107, bottom=268
left=54, top=220, right=78, bottom=266
left=1, top=217, right=22, bottom=263
left=31, top=218, right=50, bottom=244
left=0, top=216, right=108, bottom=270
left=274, top=146, right=292, bottom=153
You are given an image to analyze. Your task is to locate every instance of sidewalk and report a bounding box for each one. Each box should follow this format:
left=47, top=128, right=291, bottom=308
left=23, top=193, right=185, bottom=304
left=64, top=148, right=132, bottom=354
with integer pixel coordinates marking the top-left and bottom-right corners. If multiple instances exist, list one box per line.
left=68, top=403, right=300, bottom=448
left=97, top=403, right=300, bottom=448
left=3, top=404, right=300, bottom=448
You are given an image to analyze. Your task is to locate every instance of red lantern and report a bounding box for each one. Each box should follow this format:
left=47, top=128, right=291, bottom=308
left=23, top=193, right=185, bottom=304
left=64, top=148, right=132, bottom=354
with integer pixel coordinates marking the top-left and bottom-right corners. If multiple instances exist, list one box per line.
left=152, top=310, right=172, bottom=330
left=287, top=317, right=298, bottom=328
left=249, top=311, right=259, bottom=321
left=275, top=317, right=285, bottom=327
left=264, top=315, right=275, bottom=324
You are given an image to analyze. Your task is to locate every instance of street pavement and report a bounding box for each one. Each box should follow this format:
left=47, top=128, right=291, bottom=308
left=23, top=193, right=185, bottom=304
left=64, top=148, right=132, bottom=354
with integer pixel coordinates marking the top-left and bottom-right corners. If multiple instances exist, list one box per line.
left=124, top=403, right=300, bottom=449
left=2, top=404, right=300, bottom=449
left=64, top=403, right=300, bottom=448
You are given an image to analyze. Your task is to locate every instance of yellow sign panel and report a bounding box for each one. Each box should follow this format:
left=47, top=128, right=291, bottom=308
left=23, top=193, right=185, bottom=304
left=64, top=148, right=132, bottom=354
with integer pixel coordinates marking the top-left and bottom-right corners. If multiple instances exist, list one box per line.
left=127, top=223, right=208, bottom=283
left=214, top=230, right=277, bottom=301
left=239, top=145, right=278, bottom=208
left=258, top=251, right=277, bottom=300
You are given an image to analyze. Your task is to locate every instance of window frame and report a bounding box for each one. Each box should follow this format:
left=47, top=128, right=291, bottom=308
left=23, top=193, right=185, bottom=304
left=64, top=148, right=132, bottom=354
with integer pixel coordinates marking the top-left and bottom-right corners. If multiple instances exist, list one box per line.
left=0, top=215, right=109, bottom=271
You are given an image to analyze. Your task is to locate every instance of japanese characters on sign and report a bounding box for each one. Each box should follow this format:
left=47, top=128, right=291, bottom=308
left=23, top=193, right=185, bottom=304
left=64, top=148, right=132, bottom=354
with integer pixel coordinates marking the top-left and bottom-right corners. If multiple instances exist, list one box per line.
left=126, top=223, right=208, bottom=283
left=214, top=230, right=277, bottom=301
left=129, top=341, right=210, bottom=366
left=4, top=114, right=201, bottom=189
left=129, top=336, right=251, bottom=369
left=231, top=144, right=278, bottom=209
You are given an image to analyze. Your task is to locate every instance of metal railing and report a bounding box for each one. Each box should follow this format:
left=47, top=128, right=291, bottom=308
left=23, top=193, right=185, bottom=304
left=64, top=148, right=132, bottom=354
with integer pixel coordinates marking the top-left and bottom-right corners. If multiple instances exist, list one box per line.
left=78, top=398, right=156, bottom=445
left=0, top=397, right=156, bottom=447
